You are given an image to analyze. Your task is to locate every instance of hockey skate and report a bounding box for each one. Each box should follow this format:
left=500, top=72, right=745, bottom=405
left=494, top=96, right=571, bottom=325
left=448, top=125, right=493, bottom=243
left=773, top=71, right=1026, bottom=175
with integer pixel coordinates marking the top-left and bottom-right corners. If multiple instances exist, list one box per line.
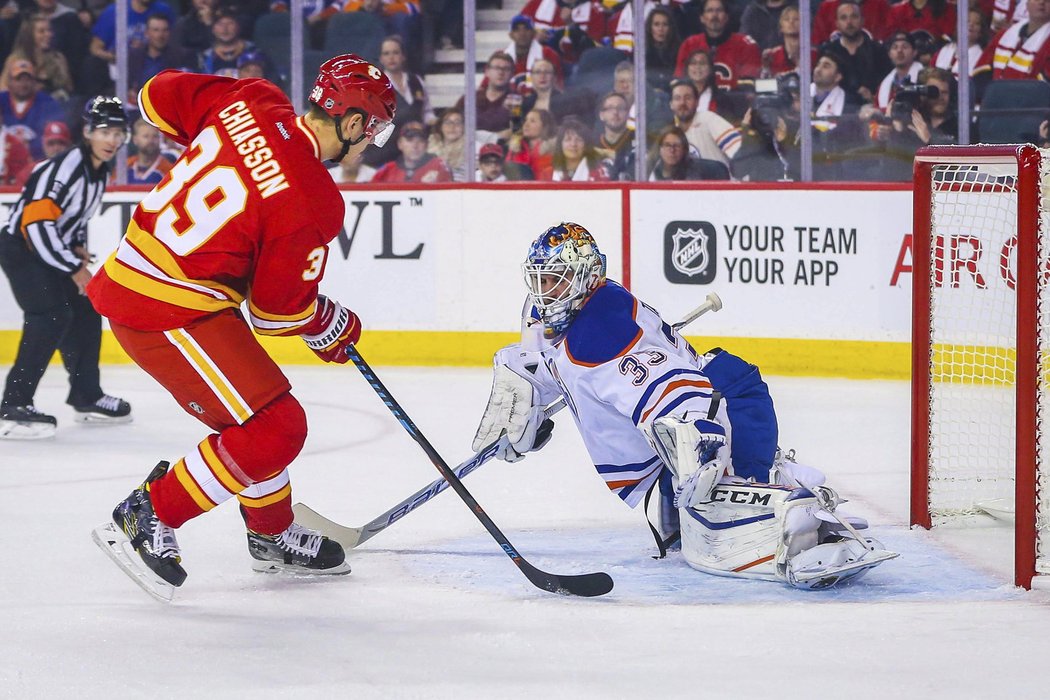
left=246, top=521, right=351, bottom=576
left=92, top=461, right=186, bottom=603
left=74, top=395, right=132, bottom=424
left=0, top=405, right=57, bottom=439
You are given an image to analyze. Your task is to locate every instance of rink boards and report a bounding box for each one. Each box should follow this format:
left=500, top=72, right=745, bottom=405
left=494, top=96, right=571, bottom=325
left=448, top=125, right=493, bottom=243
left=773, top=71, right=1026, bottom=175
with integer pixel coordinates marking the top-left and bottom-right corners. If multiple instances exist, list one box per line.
left=0, top=183, right=918, bottom=378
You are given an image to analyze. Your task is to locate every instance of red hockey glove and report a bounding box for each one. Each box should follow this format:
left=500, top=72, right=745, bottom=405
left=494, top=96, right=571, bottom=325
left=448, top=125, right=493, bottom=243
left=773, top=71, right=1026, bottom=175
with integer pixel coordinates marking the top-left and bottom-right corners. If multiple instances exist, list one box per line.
left=300, top=295, right=361, bottom=364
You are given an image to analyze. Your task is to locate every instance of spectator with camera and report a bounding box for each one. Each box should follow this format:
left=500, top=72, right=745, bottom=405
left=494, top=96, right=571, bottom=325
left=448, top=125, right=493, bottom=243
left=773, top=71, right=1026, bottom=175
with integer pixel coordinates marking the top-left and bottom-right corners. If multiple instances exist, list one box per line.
left=648, top=125, right=730, bottom=181
left=819, top=0, right=893, bottom=103
left=873, top=66, right=957, bottom=148
left=875, top=32, right=923, bottom=110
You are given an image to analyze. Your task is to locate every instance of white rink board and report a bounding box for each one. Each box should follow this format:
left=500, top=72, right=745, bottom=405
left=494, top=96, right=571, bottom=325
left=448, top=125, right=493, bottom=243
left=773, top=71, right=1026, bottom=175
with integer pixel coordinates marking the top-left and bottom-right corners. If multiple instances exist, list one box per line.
left=0, top=188, right=623, bottom=332
left=629, top=187, right=915, bottom=341
left=0, top=186, right=922, bottom=341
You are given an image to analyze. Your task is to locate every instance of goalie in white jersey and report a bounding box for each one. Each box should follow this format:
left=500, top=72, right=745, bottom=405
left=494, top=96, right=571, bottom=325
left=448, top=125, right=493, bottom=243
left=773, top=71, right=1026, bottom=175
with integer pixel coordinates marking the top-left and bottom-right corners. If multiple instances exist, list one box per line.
left=473, top=222, right=896, bottom=589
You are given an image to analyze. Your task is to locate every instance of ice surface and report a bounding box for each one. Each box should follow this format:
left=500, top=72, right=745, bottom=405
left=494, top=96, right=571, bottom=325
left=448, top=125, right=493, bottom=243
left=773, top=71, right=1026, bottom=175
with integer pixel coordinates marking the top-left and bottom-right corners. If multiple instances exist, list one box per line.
left=1, top=365, right=1047, bottom=698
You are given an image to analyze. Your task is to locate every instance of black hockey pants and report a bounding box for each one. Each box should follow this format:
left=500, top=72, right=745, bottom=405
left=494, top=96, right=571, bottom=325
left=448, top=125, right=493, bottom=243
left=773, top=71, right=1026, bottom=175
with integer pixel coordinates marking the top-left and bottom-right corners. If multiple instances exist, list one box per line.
left=0, top=234, right=103, bottom=409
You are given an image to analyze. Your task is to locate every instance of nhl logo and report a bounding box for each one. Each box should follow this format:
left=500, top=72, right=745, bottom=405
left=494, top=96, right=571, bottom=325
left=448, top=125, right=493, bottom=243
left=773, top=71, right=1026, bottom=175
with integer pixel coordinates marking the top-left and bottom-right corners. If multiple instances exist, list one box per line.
left=671, top=227, right=710, bottom=277
left=664, top=221, right=716, bottom=284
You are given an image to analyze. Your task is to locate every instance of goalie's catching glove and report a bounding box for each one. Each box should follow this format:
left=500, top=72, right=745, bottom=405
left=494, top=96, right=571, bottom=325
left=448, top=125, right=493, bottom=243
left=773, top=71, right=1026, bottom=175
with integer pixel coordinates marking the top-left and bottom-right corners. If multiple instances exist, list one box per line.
left=300, top=295, right=361, bottom=364
left=473, top=362, right=555, bottom=462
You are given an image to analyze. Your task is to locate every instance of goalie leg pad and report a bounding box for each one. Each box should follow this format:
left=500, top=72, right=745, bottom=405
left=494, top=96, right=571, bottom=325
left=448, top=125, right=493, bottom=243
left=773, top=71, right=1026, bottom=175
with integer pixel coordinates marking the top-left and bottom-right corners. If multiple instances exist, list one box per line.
left=680, top=482, right=795, bottom=580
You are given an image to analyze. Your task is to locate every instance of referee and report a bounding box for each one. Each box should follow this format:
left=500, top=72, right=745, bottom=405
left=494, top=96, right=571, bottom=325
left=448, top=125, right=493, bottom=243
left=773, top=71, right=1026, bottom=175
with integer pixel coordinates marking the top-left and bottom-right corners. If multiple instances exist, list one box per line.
left=0, top=96, right=133, bottom=439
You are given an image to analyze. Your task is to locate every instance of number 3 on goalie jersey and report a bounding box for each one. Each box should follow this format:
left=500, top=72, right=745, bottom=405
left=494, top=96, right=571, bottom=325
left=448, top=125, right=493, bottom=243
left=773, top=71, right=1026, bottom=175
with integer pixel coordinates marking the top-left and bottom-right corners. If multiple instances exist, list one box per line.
left=619, top=350, right=667, bottom=386
left=140, top=126, right=249, bottom=256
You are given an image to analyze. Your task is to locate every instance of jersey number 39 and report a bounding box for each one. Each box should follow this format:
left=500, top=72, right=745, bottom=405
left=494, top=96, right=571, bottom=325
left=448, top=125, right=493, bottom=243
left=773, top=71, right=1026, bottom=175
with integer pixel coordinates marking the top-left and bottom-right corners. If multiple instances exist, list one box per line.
left=139, top=126, right=249, bottom=256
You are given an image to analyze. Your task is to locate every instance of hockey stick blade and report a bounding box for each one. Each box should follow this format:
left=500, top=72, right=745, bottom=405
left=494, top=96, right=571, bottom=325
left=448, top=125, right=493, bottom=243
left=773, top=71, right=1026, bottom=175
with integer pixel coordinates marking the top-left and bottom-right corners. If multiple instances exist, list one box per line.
left=520, top=560, right=614, bottom=597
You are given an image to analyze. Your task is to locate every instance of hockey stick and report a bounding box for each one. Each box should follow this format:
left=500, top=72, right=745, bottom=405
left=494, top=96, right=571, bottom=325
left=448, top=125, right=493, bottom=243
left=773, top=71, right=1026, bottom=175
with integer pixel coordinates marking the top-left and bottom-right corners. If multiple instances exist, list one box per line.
left=293, top=398, right=567, bottom=549
left=295, top=291, right=725, bottom=550
left=344, top=344, right=613, bottom=597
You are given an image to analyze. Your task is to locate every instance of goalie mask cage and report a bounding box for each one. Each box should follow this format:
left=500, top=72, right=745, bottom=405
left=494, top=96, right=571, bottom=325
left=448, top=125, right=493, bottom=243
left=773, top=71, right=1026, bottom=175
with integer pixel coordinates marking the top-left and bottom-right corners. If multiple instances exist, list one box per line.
left=911, top=144, right=1049, bottom=590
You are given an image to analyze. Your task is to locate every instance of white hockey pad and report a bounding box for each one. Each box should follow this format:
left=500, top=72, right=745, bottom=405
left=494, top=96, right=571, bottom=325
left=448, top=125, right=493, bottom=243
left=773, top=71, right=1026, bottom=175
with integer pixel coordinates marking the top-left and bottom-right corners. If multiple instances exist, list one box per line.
left=786, top=538, right=899, bottom=590
left=674, top=458, right=728, bottom=508
left=769, top=448, right=827, bottom=489
left=91, top=522, right=175, bottom=604
left=680, top=482, right=794, bottom=581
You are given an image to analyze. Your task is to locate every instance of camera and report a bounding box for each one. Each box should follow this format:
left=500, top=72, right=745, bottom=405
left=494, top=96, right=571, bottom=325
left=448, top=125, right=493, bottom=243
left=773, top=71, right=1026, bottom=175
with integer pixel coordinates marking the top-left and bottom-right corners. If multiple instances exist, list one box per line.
left=890, top=81, right=939, bottom=123
left=751, top=74, right=799, bottom=137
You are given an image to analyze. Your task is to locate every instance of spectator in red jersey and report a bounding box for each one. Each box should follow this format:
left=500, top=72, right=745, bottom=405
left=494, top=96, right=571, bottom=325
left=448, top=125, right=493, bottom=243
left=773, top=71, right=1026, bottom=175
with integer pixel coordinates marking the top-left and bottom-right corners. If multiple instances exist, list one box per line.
left=505, top=13, right=564, bottom=89
left=570, top=0, right=631, bottom=50
left=537, top=116, right=609, bottom=181
left=875, top=32, right=923, bottom=110
left=0, top=110, right=33, bottom=186
left=975, top=0, right=1050, bottom=81
left=675, top=0, right=762, bottom=90
left=819, top=0, right=893, bottom=103
left=762, top=6, right=816, bottom=79
left=372, top=121, right=453, bottom=183
left=518, top=0, right=571, bottom=37
left=740, top=0, right=795, bottom=50
left=933, top=7, right=990, bottom=77
left=506, top=107, right=555, bottom=178
left=887, top=0, right=957, bottom=41
left=813, top=0, right=892, bottom=43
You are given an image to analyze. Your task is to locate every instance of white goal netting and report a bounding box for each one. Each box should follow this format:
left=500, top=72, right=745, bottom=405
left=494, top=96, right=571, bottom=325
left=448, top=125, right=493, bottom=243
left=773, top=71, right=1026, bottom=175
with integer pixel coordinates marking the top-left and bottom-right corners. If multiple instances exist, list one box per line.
left=923, top=156, right=1050, bottom=576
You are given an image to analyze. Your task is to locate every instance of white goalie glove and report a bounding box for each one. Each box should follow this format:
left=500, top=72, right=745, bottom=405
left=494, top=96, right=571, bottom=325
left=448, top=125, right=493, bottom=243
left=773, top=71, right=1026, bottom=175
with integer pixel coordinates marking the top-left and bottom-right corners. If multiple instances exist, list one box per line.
left=472, top=345, right=558, bottom=462
left=648, top=411, right=728, bottom=508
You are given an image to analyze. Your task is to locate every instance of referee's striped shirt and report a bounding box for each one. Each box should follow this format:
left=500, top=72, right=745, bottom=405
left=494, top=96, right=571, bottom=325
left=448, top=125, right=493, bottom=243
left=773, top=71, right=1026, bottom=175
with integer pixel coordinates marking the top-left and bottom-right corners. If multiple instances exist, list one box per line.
left=3, top=144, right=110, bottom=274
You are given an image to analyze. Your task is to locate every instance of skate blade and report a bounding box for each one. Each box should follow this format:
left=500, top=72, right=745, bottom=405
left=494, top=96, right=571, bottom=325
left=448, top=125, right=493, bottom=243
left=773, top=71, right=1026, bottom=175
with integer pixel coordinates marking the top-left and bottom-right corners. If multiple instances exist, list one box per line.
left=91, top=523, right=176, bottom=604
left=250, top=559, right=352, bottom=576
left=0, top=419, right=56, bottom=440
left=74, top=413, right=133, bottom=425
left=788, top=549, right=899, bottom=590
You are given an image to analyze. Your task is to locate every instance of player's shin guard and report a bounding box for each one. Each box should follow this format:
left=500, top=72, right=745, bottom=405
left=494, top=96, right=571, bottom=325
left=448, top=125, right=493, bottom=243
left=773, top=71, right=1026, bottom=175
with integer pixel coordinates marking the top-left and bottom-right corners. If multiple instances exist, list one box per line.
left=149, top=393, right=307, bottom=528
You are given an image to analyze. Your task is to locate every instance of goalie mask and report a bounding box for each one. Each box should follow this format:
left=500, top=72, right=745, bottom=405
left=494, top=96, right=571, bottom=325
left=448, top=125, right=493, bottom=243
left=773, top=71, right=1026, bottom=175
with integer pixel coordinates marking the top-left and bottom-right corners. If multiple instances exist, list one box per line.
left=522, top=222, right=607, bottom=338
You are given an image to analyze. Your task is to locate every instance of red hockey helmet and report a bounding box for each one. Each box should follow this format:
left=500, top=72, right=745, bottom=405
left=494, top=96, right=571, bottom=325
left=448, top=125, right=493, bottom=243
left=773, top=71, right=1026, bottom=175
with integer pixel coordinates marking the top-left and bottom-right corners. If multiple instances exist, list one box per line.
left=310, top=53, right=396, bottom=147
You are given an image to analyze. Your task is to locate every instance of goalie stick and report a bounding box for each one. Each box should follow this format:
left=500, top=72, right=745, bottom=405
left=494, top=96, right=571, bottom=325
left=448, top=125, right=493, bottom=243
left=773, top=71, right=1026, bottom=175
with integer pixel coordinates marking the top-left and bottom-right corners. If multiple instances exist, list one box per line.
left=296, top=292, right=724, bottom=552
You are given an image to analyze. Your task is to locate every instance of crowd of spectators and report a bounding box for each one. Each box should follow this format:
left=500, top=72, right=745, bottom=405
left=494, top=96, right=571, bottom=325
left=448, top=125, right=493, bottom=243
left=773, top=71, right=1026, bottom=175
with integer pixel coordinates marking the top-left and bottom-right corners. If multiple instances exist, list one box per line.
left=0, top=0, right=1046, bottom=185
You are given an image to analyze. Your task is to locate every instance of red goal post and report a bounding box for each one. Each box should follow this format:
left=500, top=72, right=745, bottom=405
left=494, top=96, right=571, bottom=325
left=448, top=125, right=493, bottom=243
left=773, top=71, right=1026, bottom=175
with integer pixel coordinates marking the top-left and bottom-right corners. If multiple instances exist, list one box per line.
left=911, top=144, right=1047, bottom=590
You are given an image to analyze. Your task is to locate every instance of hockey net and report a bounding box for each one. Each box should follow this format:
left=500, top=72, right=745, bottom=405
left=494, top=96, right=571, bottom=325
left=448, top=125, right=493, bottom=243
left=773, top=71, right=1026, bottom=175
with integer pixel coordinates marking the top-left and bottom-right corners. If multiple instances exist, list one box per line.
left=911, top=145, right=1050, bottom=589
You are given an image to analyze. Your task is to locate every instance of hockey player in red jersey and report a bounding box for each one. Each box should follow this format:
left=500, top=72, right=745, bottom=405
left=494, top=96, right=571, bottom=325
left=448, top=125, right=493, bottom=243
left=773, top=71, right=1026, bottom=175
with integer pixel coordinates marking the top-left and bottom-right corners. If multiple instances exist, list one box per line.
left=88, top=54, right=396, bottom=599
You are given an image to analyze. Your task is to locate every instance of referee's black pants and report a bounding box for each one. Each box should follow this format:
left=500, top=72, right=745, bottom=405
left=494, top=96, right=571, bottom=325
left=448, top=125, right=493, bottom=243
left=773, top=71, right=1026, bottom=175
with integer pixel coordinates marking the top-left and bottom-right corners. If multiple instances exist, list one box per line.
left=0, top=234, right=103, bottom=410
